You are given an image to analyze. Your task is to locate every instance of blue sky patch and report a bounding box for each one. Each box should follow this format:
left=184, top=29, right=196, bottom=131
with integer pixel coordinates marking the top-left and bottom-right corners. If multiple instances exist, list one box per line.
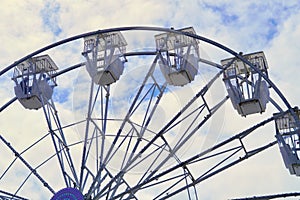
left=203, top=3, right=239, bottom=25
left=53, top=87, right=70, bottom=104
left=266, top=18, right=278, bottom=40
left=40, top=1, right=62, bottom=36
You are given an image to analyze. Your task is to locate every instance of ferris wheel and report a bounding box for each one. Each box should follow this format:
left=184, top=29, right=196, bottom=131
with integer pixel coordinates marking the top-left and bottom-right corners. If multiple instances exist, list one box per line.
left=0, top=26, right=299, bottom=200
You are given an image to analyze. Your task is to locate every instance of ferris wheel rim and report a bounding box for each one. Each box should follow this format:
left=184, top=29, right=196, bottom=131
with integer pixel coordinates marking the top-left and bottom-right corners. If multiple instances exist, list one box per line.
left=0, top=26, right=298, bottom=199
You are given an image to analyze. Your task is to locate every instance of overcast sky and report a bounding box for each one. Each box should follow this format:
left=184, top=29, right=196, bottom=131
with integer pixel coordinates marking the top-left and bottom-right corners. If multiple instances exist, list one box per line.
left=0, top=0, right=300, bottom=199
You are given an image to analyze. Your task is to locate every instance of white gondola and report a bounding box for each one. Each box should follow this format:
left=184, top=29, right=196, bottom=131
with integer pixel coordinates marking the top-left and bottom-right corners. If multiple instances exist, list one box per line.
left=155, top=27, right=199, bottom=86
left=221, top=51, right=270, bottom=116
left=12, top=55, right=58, bottom=110
left=82, top=31, right=127, bottom=86
left=274, top=108, right=300, bottom=176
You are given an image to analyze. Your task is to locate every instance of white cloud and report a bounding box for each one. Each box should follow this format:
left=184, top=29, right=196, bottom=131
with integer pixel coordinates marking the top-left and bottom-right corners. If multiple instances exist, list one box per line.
left=267, top=9, right=300, bottom=106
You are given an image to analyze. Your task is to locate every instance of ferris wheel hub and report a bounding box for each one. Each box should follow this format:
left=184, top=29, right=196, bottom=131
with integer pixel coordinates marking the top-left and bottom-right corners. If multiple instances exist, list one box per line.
left=51, top=188, right=84, bottom=200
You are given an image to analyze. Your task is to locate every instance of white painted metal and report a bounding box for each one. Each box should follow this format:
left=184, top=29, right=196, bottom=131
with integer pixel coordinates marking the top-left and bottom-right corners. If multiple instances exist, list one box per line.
left=155, top=27, right=199, bottom=86
left=275, top=108, right=300, bottom=176
left=12, top=55, right=58, bottom=109
left=222, top=51, right=270, bottom=116
left=82, top=31, right=127, bottom=85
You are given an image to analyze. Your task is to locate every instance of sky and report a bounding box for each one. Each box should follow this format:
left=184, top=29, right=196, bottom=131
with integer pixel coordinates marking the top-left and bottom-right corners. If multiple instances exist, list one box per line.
left=0, top=0, right=300, bottom=199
